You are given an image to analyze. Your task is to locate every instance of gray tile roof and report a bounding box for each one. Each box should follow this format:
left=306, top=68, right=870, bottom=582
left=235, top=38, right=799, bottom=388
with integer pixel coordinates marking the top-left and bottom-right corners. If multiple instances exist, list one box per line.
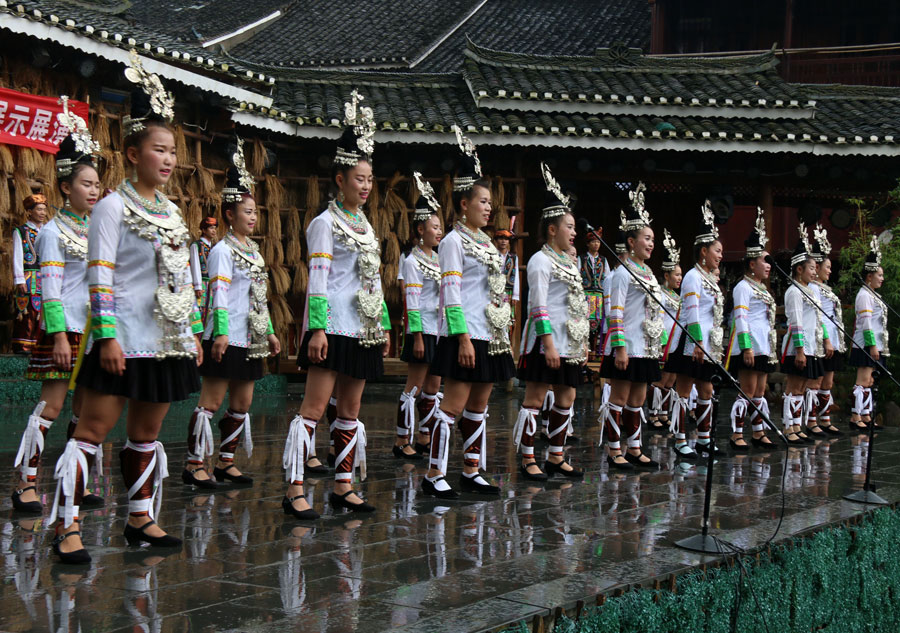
left=121, top=0, right=289, bottom=43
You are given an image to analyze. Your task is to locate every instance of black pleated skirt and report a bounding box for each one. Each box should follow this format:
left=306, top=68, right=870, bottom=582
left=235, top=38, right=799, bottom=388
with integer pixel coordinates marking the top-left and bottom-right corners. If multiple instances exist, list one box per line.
left=298, top=332, right=384, bottom=381
left=848, top=348, right=882, bottom=369
left=517, top=344, right=582, bottom=387
left=599, top=354, right=662, bottom=383
left=664, top=333, right=721, bottom=383
left=199, top=339, right=265, bottom=382
left=399, top=333, right=438, bottom=365
left=821, top=353, right=845, bottom=372
left=781, top=354, right=825, bottom=379
left=430, top=337, right=515, bottom=383
left=77, top=348, right=200, bottom=403
left=728, top=352, right=776, bottom=375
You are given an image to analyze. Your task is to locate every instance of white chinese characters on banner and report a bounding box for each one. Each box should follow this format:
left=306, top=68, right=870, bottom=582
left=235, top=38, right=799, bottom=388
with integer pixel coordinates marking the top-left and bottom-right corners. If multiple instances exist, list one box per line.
left=0, top=87, right=90, bottom=153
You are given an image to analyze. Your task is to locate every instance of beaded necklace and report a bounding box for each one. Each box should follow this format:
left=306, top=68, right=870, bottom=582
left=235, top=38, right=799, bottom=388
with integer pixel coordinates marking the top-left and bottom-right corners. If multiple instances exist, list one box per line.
left=335, top=201, right=369, bottom=235
left=224, top=231, right=271, bottom=358
left=624, top=258, right=665, bottom=358
left=742, top=275, right=778, bottom=364
left=541, top=244, right=589, bottom=363
left=55, top=207, right=89, bottom=260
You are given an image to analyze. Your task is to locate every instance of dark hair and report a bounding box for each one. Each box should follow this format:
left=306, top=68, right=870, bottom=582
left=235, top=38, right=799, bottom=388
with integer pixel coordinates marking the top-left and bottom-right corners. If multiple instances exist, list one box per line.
left=222, top=193, right=255, bottom=225
left=452, top=178, right=491, bottom=215
left=539, top=211, right=573, bottom=244
left=693, top=239, right=720, bottom=263
left=56, top=135, right=98, bottom=195
left=792, top=258, right=812, bottom=279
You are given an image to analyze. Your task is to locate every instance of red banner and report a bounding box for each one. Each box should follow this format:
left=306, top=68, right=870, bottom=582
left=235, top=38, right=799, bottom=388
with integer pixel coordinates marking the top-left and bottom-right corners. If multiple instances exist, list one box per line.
left=0, top=87, right=90, bottom=154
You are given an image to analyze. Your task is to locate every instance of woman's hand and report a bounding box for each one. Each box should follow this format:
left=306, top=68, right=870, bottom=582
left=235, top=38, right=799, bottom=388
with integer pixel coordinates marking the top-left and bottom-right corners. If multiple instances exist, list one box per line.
left=795, top=348, right=807, bottom=370
left=742, top=349, right=754, bottom=367
left=545, top=340, right=561, bottom=369
left=382, top=336, right=391, bottom=358
left=871, top=346, right=880, bottom=362
left=692, top=343, right=705, bottom=364
left=195, top=334, right=204, bottom=366
left=308, top=330, right=328, bottom=364
left=614, top=346, right=629, bottom=371
left=458, top=334, right=475, bottom=369
left=413, top=333, right=425, bottom=360
left=212, top=335, right=229, bottom=363
left=824, top=339, right=834, bottom=359
left=268, top=334, right=281, bottom=357
left=52, top=332, right=72, bottom=371
left=100, top=338, right=126, bottom=376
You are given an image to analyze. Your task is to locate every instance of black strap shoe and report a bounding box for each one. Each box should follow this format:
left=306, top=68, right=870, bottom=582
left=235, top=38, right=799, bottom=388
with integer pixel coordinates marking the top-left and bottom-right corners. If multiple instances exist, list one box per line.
left=728, top=439, right=751, bottom=452
left=606, top=454, right=634, bottom=470
left=421, top=476, right=459, bottom=499
left=282, top=495, right=319, bottom=520
left=124, top=520, right=182, bottom=548
left=330, top=490, right=376, bottom=513
left=304, top=459, right=329, bottom=475
left=520, top=463, right=548, bottom=482
left=81, top=492, right=104, bottom=508
left=214, top=464, right=253, bottom=485
left=459, top=473, right=500, bottom=494
left=182, top=467, right=220, bottom=489
left=52, top=526, right=91, bottom=565
left=11, top=485, right=42, bottom=514
left=624, top=451, right=660, bottom=469
left=392, top=445, right=424, bottom=461
left=544, top=459, right=584, bottom=479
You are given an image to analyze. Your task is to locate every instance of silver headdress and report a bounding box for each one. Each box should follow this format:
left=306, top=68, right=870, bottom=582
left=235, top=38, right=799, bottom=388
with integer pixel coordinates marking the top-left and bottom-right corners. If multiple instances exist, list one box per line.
left=621, top=181, right=651, bottom=231
left=694, top=199, right=719, bottom=245
left=223, top=137, right=256, bottom=203
left=452, top=125, right=482, bottom=192
left=412, top=171, right=439, bottom=221
left=334, top=89, right=376, bottom=166
left=864, top=234, right=882, bottom=272
left=661, top=229, right=680, bottom=272
left=540, top=162, right=570, bottom=220
left=122, top=49, right=175, bottom=137
left=746, top=207, right=769, bottom=258
left=812, top=223, right=831, bottom=262
left=791, top=222, right=813, bottom=267
left=55, top=95, right=100, bottom=177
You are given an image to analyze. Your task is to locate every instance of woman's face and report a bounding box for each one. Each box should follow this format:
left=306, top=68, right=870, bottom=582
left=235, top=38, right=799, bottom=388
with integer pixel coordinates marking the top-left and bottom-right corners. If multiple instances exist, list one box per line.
left=798, top=259, right=816, bottom=284
left=461, top=184, right=491, bottom=228
left=62, top=166, right=100, bottom=214
left=749, top=252, right=771, bottom=280
left=629, top=227, right=654, bottom=261
left=551, top=213, right=576, bottom=252
left=420, top=215, right=443, bottom=248
left=229, top=197, right=258, bottom=237
left=129, top=126, right=176, bottom=188
left=336, top=160, right=373, bottom=209
left=703, top=240, right=723, bottom=269
left=817, top=258, right=832, bottom=282
left=666, top=265, right=683, bottom=289
left=869, top=266, right=884, bottom=289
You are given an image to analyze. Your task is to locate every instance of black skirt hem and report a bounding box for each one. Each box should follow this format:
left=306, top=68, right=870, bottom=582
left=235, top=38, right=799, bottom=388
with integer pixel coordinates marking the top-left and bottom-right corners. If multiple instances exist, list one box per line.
left=728, top=353, right=777, bottom=375
left=399, top=333, right=438, bottom=365
left=517, top=345, right=582, bottom=387
left=598, top=355, right=662, bottom=383
left=199, top=339, right=265, bottom=382
left=298, top=332, right=384, bottom=381
left=822, top=353, right=845, bottom=372
left=665, top=333, right=721, bottom=383
left=76, top=348, right=200, bottom=403
left=430, top=337, right=515, bottom=383
left=848, top=348, right=882, bottom=369
left=780, top=355, right=825, bottom=379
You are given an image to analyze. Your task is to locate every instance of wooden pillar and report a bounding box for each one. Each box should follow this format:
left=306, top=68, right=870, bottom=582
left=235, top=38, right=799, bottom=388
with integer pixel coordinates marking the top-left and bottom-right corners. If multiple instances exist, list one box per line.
left=649, top=0, right=666, bottom=54
left=782, top=0, right=794, bottom=79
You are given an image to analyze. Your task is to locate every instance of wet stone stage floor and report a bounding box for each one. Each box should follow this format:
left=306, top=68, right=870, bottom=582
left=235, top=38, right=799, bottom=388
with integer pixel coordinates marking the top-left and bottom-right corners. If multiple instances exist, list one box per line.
left=1, top=383, right=897, bottom=633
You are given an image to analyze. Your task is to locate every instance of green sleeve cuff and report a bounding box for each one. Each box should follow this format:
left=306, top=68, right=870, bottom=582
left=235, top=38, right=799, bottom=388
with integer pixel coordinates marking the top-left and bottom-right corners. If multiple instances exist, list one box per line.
left=191, top=308, right=203, bottom=335
left=445, top=306, right=468, bottom=336
left=308, top=296, right=328, bottom=330
left=43, top=300, right=66, bottom=334
left=534, top=319, right=552, bottom=336
left=738, top=332, right=753, bottom=350
left=792, top=332, right=805, bottom=348
left=212, top=309, right=229, bottom=337
left=661, top=330, right=669, bottom=347
left=687, top=323, right=703, bottom=343
left=822, top=324, right=829, bottom=340
left=610, top=333, right=626, bottom=348
left=864, top=330, right=877, bottom=347
left=381, top=301, right=391, bottom=331
left=266, top=318, right=274, bottom=336
left=407, top=310, right=423, bottom=333
left=90, top=315, right=116, bottom=340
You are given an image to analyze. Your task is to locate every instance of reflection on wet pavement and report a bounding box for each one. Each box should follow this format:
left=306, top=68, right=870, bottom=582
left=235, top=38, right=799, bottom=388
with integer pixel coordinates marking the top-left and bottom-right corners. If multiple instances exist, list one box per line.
left=0, top=384, right=894, bottom=632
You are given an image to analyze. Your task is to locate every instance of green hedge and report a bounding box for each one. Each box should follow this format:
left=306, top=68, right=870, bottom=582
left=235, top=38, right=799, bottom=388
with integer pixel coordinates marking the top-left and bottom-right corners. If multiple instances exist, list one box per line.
left=504, top=507, right=900, bottom=633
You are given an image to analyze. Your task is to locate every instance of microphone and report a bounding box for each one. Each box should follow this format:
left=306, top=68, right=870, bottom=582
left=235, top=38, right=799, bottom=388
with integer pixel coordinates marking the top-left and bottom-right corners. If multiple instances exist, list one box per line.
left=764, top=254, right=775, bottom=267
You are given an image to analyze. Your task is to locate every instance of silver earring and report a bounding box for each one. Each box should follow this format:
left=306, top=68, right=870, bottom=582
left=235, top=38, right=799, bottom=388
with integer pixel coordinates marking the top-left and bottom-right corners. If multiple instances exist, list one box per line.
left=702, top=256, right=707, bottom=269
left=630, top=249, right=635, bottom=257
left=130, top=167, right=139, bottom=184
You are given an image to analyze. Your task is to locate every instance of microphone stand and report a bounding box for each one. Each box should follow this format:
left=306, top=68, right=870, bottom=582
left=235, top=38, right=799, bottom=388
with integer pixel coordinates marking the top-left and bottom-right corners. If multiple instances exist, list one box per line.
left=768, top=258, right=891, bottom=505
left=594, top=235, right=786, bottom=553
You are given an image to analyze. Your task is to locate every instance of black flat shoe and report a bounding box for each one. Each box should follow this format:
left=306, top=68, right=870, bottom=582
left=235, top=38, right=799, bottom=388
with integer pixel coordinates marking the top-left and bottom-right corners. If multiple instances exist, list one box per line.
left=624, top=452, right=659, bottom=469
left=52, top=529, right=91, bottom=565
left=214, top=465, right=253, bottom=485
left=806, top=427, right=828, bottom=439
left=81, top=493, right=104, bottom=507
left=330, top=490, right=376, bottom=513
left=751, top=436, right=775, bottom=448
left=729, top=439, right=751, bottom=452
left=304, top=460, right=329, bottom=475
left=124, top=520, right=182, bottom=548
left=695, top=441, right=724, bottom=456
left=520, top=463, right=548, bottom=482
left=544, top=460, right=584, bottom=479
left=182, top=467, right=220, bottom=490
left=673, top=443, right=698, bottom=460
left=821, top=425, right=844, bottom=436
left=459, top=473, right=500, bottom=494
left=421, top=476, right=459, bottom=499
left=392, top=445, right=424, bottom=461
left=414, top=441, right=431, bottom=455
left=327, top=453, right=336, bottom=468
left=281, top=495, right=320, bottom=520
left=786, top=434, right=806, bottom=445
left=606, top=455, right=634, bottom=470
left=565, top=434, right=580, bottom=445
left=11, top=486, right=42, bottom=514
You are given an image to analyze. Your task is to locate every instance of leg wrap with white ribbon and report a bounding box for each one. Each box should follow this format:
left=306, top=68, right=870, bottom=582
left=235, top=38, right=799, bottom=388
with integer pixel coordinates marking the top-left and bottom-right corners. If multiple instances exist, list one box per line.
left=49, top=439, right=98, bottom=527
left=649, top=386, right=663, bottom=418
left=599, top=402, right=623, bottom=449
left=659, top=388, right=672, bottom=419
left=851, top=384, right=866, bottom=417
left=695, top=398, right=713, bottom=439
left=283, top=415, right=312, bottom=484
left=120, top=440, right=169, bottom=520
left=623, top=406, right=642, bottom=449
left=750, top=398, right=766, bottom=433
left=688, top=385, right=698, bottom=414
left=327, top=397, right=337, bottom=450
left=186, top=406, right=215, bottom=463
left=417, top=391, right=441, bottom=435
left=333, top=418, right=367, bottom=482
left=803, top=389, right=819, bottom=427
left=513, top=407, right=539, bottom=458
left=219, top=410, right=253, bottom=461
left=15, top=401, right=53, bottom=481
left=459, top=409, right=487, bottom=470
left=731, top=397, right=748, bottom=433
left=429, top=408, right=455, bottom=474
left=540, top=389, right=555, bottom=435
left=817, top=390, right=834, bottom=425
left=863, top=387, right=873, bottom=417
left=397, top=387, right=418, bottom=437
left=548, top=406, right=570, bottom=455
left=670, top=396, right=688, bottom=439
